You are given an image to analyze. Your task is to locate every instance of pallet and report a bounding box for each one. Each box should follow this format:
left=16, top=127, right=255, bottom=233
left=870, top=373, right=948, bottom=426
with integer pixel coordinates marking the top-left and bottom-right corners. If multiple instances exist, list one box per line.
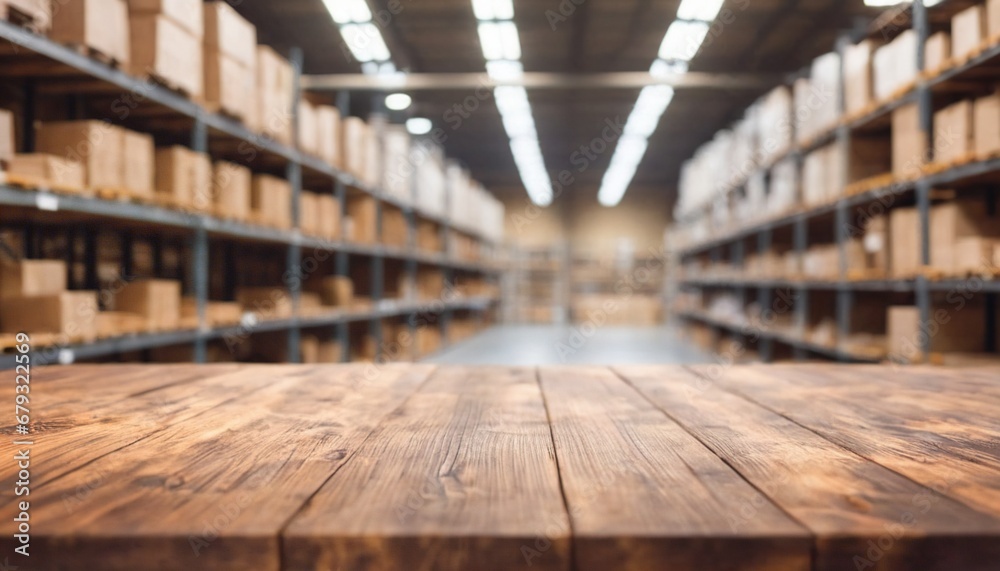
left=94, top=186, right=159, bottom=205
left=0, top=331, right=94, bottom=352
left=64, top=42, right=123, bottom=69
left=846, top=268, right=888, bottom=282
left=844, top=172, right=897, bottom=197
left=2, top=171, right=89, bottom=196
left=138, top=72, right=197, bottom=100
left=921, top=152, right=978, bottom=175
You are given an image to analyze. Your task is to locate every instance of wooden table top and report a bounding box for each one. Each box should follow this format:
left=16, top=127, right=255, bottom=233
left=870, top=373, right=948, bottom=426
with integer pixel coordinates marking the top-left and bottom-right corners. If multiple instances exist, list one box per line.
left=2, top=364, right=999, bottom=570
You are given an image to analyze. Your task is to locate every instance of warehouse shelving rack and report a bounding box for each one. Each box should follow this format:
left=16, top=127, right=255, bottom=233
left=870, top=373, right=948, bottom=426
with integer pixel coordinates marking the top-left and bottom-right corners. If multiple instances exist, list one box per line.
left=0, top=20, right=501, bottom=368
left=673, top=0, right=1000, bottom=364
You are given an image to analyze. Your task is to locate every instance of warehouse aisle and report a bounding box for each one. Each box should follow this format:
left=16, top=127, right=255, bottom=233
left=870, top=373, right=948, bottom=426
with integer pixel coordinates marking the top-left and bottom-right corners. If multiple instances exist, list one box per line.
left=426, top=325, right=712, bottom=365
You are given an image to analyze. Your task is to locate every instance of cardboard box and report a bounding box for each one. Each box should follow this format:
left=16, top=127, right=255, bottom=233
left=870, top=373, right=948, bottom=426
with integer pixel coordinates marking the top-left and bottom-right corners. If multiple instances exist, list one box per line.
left=236, top=287, right=292, bottom=319
left=8, top=154, right=86, bottom=190
left=298, top=99, right=319, bottom=156
left=122, top=129, right=154, bottom=197
left=318, top=340, right=343, bottom=363
left=155, top=146, right=212, bottom=211
left=256, top=46, right=294, bottom=143
left=417, top=220, right=442, bottom=252
left=0, top=291, right=98, bottom=338
left=1, top=0, right=52, bottom=31
left=954, top=237, right=999, bottom=274
left=925, top=32, right=951, bottom=72
left=51, top=0, right=130, bottom=65
left=203, top=2, right=256, bottom=66
left=973, top=92, right=1000, bottom=157
left=36, top=121, right=125, bottom=190
left=96, top=311, right=146, bottom=337
left=382, top=206, right=408, bottom=247
left=181, top=298, right=243, bottom=325
left=844, top=40, right=874, bottom=116
left=114, top=279, right=181, bottom=330
left=130, top=15, right=203, bottom=98
left=989, top=0, right=1000, bottom=39
left=346, top=194, right=378, bottom=243
left=316, top=105, right=341, bottom=168
left=873, top=31, right=917, bottom=102
left=300, top=191, right=321, bottom=236
left=930, top=198, right=1000, bottom=272
left=933, top=100, right=974, bottom=164
left=888, top=303, right=988, bottom=360
left=212, top=161, right=251, bottom=220
left=310, top=276, right=353, bottom=307
left=890, top=207, right=921, bottom=277
left=0, top=109, right=13, bottom=164
left=863, top=214, right=890, bottom=275
left=125, top=0, right=202, bottom=36
left=342, top=116, right=369, bottom=180
left=317, top=195, right=340, bottom=239
left=891, top=103, right=926, bottom=179
left=250, top=175, right=292, bottom=228
left=204, top=49, right=254, bottom=121
left=952, top=5, right=987, bottom=60
left=0, top=260, right=67, bottom=298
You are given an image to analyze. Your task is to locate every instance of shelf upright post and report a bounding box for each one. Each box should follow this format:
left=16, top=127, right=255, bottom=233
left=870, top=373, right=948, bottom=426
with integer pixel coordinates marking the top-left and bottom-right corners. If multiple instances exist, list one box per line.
left=406, top=157, right=420, bottom=359
left=369, top=102, right=387, bottom=361
left=286, top=47, right=304, bottom=364
left=757, top=228, right=774, bottom=363
left=191, top=114, right=210, bottom=364
left=793, top=216, right=809, bottom=361
left=22, top=79, right=35, bottom=152
left=916, top=179, right=932, bottom=360
left=915, top=0, right=932, bottom=367
left=335, top=90, right=351, bottom=363
left=441, top=173, right=454, bottom=347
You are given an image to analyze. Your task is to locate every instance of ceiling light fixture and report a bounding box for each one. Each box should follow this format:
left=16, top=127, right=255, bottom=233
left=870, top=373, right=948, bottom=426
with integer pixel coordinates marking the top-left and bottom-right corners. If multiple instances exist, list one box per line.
left=385, top=93, right=412, bottom=110
left=406, top=117, right=433, bottom=135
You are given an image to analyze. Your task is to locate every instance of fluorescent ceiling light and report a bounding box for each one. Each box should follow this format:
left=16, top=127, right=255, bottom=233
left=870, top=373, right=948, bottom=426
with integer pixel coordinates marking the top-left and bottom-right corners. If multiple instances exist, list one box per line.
left=650, top=58, right=688, bottom=78
left=385, top=93, right=412, bottom=110
left=501, top=112, right=537, bottom=139
left=676, top=0, right=726, bottom=22
left=323, top=0, right=373, bottom=24
left=486, top=60, right=523, bottom=81
left=406, top=117, right=433, bottom=135
left=864, top=0, right=941, bottom=5
left=494, top=86, right=531, bottom=114
left=478, top=21, right=521, bottom=61
left=472, top=0, right=514, bottom=20
left=341, top=23, right=392, bottom=62
left=658, top=20, right=710, bottom=61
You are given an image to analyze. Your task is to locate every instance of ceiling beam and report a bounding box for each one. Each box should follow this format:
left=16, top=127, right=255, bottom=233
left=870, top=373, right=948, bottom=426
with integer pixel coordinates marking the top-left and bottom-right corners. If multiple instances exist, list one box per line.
left=301, top=71, right=785, bottom=91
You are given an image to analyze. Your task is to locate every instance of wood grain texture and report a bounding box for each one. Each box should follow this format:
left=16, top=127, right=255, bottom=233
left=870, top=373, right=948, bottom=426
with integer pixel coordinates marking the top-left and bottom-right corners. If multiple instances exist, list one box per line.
left=620, top=365, right=1000, bottom=571
left=539, top=366, right=810, bottom=571
left=703, top=365, right=1000, bottom=518
left=283, top=366, right=571, bottom=571
left=0, top=364, right=434, bottom=571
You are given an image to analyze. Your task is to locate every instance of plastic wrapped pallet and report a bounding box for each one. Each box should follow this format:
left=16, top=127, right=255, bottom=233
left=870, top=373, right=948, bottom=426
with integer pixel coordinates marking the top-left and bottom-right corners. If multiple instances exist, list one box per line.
left=952, top=4, right=987, bottom=61
left=873, top=30, right=917, bottom=102
left=382, top=125, right=412, bottom=203
left=757, top=86, right=792, bottom=164
left=844, top=40, right=875, bottom=116
left=768, top=157, right=798, bottom=215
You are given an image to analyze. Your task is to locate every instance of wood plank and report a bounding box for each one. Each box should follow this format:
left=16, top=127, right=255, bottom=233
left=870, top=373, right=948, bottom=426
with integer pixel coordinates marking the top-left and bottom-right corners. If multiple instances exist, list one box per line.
left=703, top=364, right=1000, bottom=518
left=619, top=365, right=1000, bottom=571
left=0, top=364, right=435, bottom=571
left=0, top=364, right=245, bottom=489
left=283, top=366, right=571, bottom=571
left=538, top=366, right=810, bottom=571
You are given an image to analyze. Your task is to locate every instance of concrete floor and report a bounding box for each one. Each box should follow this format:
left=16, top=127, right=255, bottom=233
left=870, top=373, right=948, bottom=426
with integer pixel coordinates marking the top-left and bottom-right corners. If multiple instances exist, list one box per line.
left=426, top=325, right=713, bottom=366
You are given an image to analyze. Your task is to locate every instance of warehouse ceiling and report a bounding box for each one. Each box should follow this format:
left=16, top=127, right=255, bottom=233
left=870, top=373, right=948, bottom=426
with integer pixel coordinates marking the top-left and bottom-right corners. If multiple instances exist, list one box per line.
left=233, top=0, right=883, bottom=203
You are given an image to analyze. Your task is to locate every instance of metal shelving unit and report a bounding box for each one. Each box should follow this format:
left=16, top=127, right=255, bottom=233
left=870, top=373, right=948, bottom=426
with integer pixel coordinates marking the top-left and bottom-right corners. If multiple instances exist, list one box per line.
left=0, top=20, right=502, bottom=367
left=672, top=0, right=1000, bottom=364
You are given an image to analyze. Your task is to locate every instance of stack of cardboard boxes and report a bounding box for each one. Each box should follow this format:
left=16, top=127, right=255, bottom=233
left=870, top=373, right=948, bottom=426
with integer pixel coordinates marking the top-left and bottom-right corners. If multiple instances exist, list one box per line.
left=251, top=175, right=292, bottom=229
left=35, top=121, right=154, bottom=197
left=127, top=0, right=203, bottom=97
left=113, top=279, right=182, bottom=331
left=0, top=260, right=98, bottom=340
left=155, top=146, right=212, bottom=211
left=203, top=1, right=256, bottom=122
left=0, top=0, right=51, bottom=31
left=51, top=0, right=130, bottom=65
left=256, top=46, right=294, bottom=144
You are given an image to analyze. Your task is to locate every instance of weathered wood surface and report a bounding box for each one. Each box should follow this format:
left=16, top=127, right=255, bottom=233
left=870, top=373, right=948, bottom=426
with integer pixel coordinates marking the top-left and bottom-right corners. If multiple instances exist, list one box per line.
left=1, top=364, right=998, bottom=571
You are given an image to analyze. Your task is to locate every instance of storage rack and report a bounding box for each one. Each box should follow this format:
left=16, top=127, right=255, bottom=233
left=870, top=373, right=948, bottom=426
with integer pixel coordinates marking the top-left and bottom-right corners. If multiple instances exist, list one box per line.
left=672, top=0, right=999, bottom=364
left=0, top=20, right=501, bottom=369
left=502, top=244, right=570, bottom=324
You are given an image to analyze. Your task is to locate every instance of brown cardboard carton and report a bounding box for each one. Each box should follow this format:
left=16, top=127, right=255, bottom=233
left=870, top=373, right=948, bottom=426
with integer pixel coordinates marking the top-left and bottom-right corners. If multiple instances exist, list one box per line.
left=122, top=129, right=154, bottom=197
left=417, top=220, right=442, bottom=252
left=96, top=311, right=146, bottom=337
left=888, top=302, right=988, bottom=360
left=130, top=15, right=203, bottom=98
left=891, top=103, right=926, bottom=178
left=952, top=5, right=987, bottom=60
left=1, top=0, right=52, bottom=32
left=203, top=2, right=256, bottom=65
left=125, top=0, right=203, bottom=36
left=310, top=276, right=353, bottom=307
left=317, top=194, right=340, bottom=239
left=204, top=49, right=254, bottom=121
left=250, top=175, right=292, bottom=229
left=930, top=197, right=999, bottom=273
left=0, top=109, right=13, bottom=164
left=298, top=99, right=319, bottom=156
left=114, top=279, right=181, bottom=330
left=36, top=121, right=125, bottom=190
left=300, top=191, right=321, bottom=236
left=212, top=161, right=251, bottom=220
left=989, top=0, right=1000, bottom=39
left=181, top=298, right=243, bottom=325
left=8, top=154, right=86, bottom=190
left=236, top=287, right=292, bottom=319
left=382, top=206, right=408, bottom=247
left=973, top=92, right=1000, bottom=157
left=0, top=291, right=98, bottom=338
left=256, top=46, right=294, bottom=144
left=953, top=237, right=999, bottom=274
left=155, top=146, right=212, bottom=211
left=890, top=207, right=921, bottom=277
left=316, top=105, right=341, bottom=168
left=317, top=340, right=343, bottom=363
left=51, top=0, right=130, bottom=64
left=0, top=260, right=66, bottom=298
left=346, top=194, right=378, bottom=243
left=933, top=100, right=974, bottom=164
left=925, top=32, right=951, bottom=72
